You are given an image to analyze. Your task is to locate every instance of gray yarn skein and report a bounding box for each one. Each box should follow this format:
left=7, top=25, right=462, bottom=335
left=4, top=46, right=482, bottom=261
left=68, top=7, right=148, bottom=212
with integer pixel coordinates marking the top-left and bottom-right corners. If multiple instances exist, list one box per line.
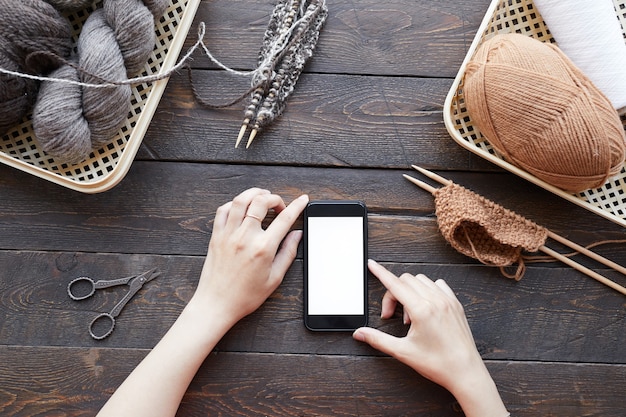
left=0, top=0, right=72, bottom=135
left=44, top=0, right=94, bottom=11
left=33, top=0, right=168, bottom=165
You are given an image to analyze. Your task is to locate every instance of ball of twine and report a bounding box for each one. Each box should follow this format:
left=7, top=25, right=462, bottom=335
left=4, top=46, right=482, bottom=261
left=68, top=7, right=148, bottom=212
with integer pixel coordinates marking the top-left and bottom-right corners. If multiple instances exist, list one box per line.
left=464, top=33, right=626, bottom=193
left=33, top=0, right=168, bottom=165
left=0, top=0, right=72, bottom=135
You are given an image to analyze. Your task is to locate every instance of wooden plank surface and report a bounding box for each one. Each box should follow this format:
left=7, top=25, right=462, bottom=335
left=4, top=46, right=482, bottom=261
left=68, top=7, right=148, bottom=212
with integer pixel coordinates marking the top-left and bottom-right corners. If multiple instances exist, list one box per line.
left=1, top=0, right=626, bottom=415
left=1, top=162, right=624, bottom=256
left=139, top=72, right=482, bottom=168
left=1, top=249, right=626, bottom=363
left=1, top=346, right=625, bottom=417
left=188, top=0, right=492, bottom=77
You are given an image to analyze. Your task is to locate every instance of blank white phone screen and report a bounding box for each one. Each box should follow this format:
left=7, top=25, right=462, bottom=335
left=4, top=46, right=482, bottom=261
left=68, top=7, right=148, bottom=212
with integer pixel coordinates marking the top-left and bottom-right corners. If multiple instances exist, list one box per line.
left=307, top=216, right=364, bottom=315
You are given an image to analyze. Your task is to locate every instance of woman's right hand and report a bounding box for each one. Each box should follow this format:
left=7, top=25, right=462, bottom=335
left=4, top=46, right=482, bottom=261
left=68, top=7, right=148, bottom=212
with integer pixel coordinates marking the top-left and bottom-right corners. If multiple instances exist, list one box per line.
left=353, top=260, right=508, bottom=417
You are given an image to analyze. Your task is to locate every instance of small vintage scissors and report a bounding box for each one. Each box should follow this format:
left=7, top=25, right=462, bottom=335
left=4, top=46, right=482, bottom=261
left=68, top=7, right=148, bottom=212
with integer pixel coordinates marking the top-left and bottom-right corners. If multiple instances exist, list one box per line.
left=67, top=268, right=159, bottom=340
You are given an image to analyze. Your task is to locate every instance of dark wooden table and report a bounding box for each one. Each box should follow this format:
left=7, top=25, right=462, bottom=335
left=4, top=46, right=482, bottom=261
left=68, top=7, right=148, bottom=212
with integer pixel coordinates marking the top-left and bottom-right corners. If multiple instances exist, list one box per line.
left=2, top=0, right=626, bottom=415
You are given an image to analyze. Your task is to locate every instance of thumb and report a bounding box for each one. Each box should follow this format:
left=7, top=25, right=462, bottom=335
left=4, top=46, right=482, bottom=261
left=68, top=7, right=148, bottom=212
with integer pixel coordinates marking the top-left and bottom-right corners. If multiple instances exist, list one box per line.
left=270, top=230, right=302, bottom=284
left=353, top=327, right=401, bottom=357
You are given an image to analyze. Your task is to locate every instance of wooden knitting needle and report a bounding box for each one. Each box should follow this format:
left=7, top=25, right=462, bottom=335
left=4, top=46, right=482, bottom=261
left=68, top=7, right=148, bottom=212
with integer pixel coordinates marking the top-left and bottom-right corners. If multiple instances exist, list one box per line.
left=405, top=165, right=626, bottom=296
left=538, top=245, right=626, bottom=295
left=234, top=124, right=259, bottom=149
left=547, top=230, right=626, bottom=277
left=246, top=128, right=259, bottom=148
left=402, top=173, right=438, bottom=194
left=410, top=164, right=451, bottom=186
left=235, top=120, right=250, bottom=148
left=408, top=165, right=626, bottom=275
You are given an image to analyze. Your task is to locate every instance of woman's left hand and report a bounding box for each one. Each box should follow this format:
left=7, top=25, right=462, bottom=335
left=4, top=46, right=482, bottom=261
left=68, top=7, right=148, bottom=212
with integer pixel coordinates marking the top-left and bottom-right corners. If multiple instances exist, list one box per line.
left=193, top=188, right=309, bottom=325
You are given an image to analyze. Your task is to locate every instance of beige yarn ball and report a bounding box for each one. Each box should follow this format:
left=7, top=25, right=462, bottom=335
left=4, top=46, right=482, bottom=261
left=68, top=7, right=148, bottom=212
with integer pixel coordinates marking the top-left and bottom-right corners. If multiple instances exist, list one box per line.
left=464, top=33, right=626, bottom=192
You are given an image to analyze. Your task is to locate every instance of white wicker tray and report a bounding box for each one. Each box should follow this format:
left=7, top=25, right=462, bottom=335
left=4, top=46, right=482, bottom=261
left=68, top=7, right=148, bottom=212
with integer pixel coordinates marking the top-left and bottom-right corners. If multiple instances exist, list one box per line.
left=0, top=0, right=201, bottom=193
left=444, top=0, right=626, bottom=227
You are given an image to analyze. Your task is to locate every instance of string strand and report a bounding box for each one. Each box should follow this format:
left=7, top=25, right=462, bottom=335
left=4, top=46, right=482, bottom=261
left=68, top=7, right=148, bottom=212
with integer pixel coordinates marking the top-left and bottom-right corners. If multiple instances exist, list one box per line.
left=1, top=1, right=327, bottom=153
left=460, top=224, right=526, bottom=280
left=0, top=22, right=211, bottom=88
left=0, top=5, right=325, bottom=106
left=0, top=18, right=301, bottom=90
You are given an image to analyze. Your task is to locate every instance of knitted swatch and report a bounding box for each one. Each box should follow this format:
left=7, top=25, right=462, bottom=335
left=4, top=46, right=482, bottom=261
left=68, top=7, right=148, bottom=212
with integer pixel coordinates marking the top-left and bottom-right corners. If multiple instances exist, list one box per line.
left=464, top=33, right=626, bottom=193
left=433, top=182, right=548, bottom=279
left=250, top=0, right=328, bottom=133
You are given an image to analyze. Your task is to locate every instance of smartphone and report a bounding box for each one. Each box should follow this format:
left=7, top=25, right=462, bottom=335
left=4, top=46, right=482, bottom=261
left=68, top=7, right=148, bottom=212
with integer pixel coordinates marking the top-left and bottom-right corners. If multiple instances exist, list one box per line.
left=303, top=200, right=368, bottom=331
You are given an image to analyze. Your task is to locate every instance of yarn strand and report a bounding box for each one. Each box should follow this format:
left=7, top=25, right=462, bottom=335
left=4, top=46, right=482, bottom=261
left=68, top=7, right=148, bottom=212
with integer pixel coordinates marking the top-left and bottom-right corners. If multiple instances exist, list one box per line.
left=0, top=7, right=326, bottom=105
left=0, top=22, right=210, bottom=90
left=0, top=0, right=328, bottom=157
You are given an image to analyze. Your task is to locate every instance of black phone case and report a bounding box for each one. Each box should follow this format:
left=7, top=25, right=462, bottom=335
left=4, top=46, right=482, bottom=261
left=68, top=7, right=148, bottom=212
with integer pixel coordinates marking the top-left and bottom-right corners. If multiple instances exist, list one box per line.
left=303, top=200, right=368, bottom=331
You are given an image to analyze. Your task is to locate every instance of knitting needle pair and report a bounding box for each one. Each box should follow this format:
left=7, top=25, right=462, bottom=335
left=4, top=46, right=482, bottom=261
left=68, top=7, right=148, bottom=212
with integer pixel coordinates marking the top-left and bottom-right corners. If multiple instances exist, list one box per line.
left=234, top=0, right=328, bottom=149
left=404, top=165, right=626, bottom=296
left=236, top=121, right=260, bottom=149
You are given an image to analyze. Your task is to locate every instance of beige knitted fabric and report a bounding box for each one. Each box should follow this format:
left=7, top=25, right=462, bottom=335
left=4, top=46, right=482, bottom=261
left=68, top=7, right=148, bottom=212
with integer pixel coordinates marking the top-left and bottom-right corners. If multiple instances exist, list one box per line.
left=464, top=33, right=626, bottom=193
left=434, top=183, right=548, bottom=278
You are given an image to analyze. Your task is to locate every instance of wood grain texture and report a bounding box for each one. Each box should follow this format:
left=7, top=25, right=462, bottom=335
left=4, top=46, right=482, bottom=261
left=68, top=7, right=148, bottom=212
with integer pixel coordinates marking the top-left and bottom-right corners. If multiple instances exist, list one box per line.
left=139, top=0, right=495, bottom=167
left=1, top=250, right=625, bottom=364
left=1, top=0, right=625, bottom=415
left=1, top=346, right=625, bottom=417
left=139, top=72, right=480, bottom=169
left=0, top=162, right=624, bottom=257
left=188, top=0, right=492, bottom=77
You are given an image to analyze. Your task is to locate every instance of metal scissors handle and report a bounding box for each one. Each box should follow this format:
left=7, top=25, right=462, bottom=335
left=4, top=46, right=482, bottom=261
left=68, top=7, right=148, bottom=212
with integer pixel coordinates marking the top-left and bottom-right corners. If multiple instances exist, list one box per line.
left=68, top=268, right=159, bottom=340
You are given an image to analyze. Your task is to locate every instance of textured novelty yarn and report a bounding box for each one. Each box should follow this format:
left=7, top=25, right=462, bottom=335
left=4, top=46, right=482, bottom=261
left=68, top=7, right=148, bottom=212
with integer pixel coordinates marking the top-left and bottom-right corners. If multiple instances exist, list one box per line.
left=238, top=0, right=328, bottom=146
left=33, top=0, right=169, bottom=165
left=433, top=182, right=548, bottom=278
left=464, top=33, right=626, bottom=193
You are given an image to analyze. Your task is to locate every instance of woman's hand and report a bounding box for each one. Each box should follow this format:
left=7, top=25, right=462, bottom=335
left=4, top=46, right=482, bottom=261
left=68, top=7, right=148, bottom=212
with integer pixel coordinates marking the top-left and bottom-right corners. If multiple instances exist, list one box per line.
left=97, top=188, right=309, bottom=417
left=192, top=188, right=309, bottom=326
left=353, top=260, right=508, bottom=417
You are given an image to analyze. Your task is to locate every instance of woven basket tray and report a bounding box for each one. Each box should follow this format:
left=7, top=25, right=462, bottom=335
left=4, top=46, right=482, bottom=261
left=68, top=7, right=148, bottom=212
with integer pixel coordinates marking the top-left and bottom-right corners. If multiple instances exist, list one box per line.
left=0, top=0, right=201, bottom=193
left=444, top=0, right=626, bottom=227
